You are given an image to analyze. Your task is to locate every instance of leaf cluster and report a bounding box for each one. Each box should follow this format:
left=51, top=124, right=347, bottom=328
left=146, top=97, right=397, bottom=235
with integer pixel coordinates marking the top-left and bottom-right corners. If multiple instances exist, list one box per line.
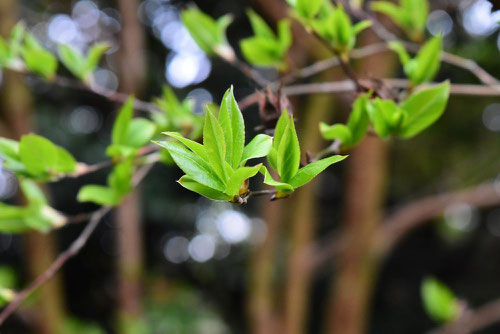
left=371, top=0, right=428, bottom=41
left=321, top=82, right=450, bottom=146
left=240, top=10, right=292, bottom=70
left=58, top=43, right=109, bottom=83
left=390, top=36, right=443, bottom=86
left=286, top=0, right=371, bottom=55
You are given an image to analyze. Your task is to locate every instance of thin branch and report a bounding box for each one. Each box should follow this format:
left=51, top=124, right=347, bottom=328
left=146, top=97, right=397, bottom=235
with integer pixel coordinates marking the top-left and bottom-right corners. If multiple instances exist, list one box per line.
left=429, top=299, right=500, bottom=334
left=0, top=162, right=156, bottom=325
left=283, top=79, right=500, bottom=97
left=279, top=42, right=390, bottom=85
left=0, top=206, right=110, bottom=325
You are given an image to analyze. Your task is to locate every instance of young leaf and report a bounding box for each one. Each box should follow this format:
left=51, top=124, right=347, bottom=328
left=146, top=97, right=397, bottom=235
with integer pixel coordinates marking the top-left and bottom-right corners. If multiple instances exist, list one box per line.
left=259, top=166, right=294, bottom=195
left=181, top=7, right=233, bottom=57
left=319, top=123, right=352, bottom=145
left=366, top=99, right=404, bottom=138
left=411, top=35, right=442, bottom=85
left=289, top=155, right=347, bottom=188
left=178, top=175, right=232, bottom=201
left=85, top=42, right=109, bottom=74
left=0, top=138, right=24, bottom=172
left=399, top=81, right=450, bottom=138
left=204, top=108, right=227, bottom=180
left=111, top=97, right=134, bottom=146
left=277, top=115, right=300, bottom=183
left=268, top=110, right=290, bottom=170
left=77, top=185, right=121, bottom=206
left=157, top=141, right=225, bottom=191
left=421, top=277, right=459, bottom=323
left=58, top=44, right=86, bottom=80
left=224, top=164, right=262, bottom=197
left=123, top=118, right=156, bottom=149
left=19, top=134, right=76, bottom=178
left=241, top=134, right=272, bottom=165
left=22, top=33, right=57, bottom=79
left=218, top=87, right=244, bottom=168
left=162, top=132, right=209, bottom=162
left=388, top=41, right=411, bottom=66
left=296, top=0, right=323, bottom=18
left=20, top=179, right=47, bottom=206
left=247, top=10, right=275, bottom=39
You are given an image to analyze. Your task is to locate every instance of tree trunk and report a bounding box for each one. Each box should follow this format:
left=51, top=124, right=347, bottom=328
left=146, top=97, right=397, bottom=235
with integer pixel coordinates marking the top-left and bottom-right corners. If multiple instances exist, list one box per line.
left=325, top=30, right=395, bottom=334
left=284, top=76, right=336, bottom=334
left=0, top=1, right=66, bottom=332
left=115, top=0, right=146, bottom=331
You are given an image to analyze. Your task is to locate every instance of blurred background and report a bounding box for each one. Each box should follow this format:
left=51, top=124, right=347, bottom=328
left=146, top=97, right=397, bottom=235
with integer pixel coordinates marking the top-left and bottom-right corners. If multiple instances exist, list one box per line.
left=0, top=0, right=499, bottom=333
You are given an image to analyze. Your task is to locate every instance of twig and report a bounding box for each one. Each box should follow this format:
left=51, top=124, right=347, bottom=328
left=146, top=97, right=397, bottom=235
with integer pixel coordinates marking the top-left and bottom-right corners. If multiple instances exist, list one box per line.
left=0, top=206, right=110, bottom=325
left=247, top=189, right=277, bottom=198
left=283, top=79, right=500, bottom=97
left=429, top=299, right=500, bottom=334
left=0, top=162, right=156, bottom=325
left=314, top=140, right=342, bottom=161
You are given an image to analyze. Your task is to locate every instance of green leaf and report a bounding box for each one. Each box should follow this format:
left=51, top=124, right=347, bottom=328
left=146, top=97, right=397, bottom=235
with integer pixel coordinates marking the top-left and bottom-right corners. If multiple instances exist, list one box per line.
left=240, top=37, right=283, bottom=67
left=277, top=115, right=300, bottom=183
left=108, top=160, right=133, bottom=196
left=319, top=123, right=352, bottom=144
left=0, top=38, right=10, bottom=66
left=277, top=19, right=292, bottom=52
left=247, top=10, right=275, bottom=39
left=399, top=81, right=450, bottom=138
left=19, top=134, right=76, bottom=178
left=181, top=7, right=232, bottom=56
left=178, top=175, right=232, bottom=201
left=289, top=155, right=347, bottom=188
left=366, top=99, right=405, bottom=138
left=123, top=118, right=156, bottom=148
left=23, top=48, right=57, bottom=80
left=162, top=132, right=209, bottom=162
left=297, top=0, right=323, bottom=18
left=331, top=5, right=354, bottom=52
left=241, top=134, right=273, bottom=165
left=20, top=179, right=47, bottom=206
left=85, top=42, right=109, bottom=74
left=259, top=166, right=294, bottom=195
left=77, top=185, right=121, bottom=206
left=157, top=141, right=225, bottom=191
left=371, top=2, right=404, bottom=27
left=58, top=44, right=86, bottom=80
left=421, top=277, right=459, bottom=323
left=204, top=108, right=227, bottom=180
left=268, top=110, right=290, bottom=170
left=111, top=96, right=134, bottom=146
left=224, top=164, right=262, bottom=197
left=410, top=35, right=442, bottom=85
left=347, top=93, right=371, bottom=146
left=0, top=203, right=32, bottom=233
left=388, top=41, right=411, bottom=66
left=0, top=138, right=24, bottom=172
left=352, top=20, right=372, bottom=35
left=218, top=87, right=245, bottom=168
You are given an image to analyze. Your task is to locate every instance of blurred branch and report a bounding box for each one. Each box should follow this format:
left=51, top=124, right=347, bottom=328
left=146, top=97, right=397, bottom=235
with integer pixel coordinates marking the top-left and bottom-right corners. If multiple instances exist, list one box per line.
left=429, top=299, right=500, bottom=334
left=0, top=162, right=156, bottom=326
left=283, top=79, right=500, bottom=97
left=378, top=181, right=500, bottom=252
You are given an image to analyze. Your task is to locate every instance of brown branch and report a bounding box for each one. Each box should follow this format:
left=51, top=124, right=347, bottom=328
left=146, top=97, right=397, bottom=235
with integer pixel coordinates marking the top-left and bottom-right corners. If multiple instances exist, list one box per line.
left=429, top=299, right=500, bottom=334
left=0, top=162, right=156, bottom=325
left=379, top=181, right=500, bottom=252
left=283, top=79, right=500, bottom=97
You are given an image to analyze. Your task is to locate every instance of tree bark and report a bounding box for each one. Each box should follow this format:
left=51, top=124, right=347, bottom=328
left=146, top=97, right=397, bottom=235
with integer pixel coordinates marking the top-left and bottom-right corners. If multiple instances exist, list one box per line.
left=115, top=0, right=146, bottom=331
left=325, top=30, right=395, bottom=334
left=0, top=1, right=66, bottom=332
